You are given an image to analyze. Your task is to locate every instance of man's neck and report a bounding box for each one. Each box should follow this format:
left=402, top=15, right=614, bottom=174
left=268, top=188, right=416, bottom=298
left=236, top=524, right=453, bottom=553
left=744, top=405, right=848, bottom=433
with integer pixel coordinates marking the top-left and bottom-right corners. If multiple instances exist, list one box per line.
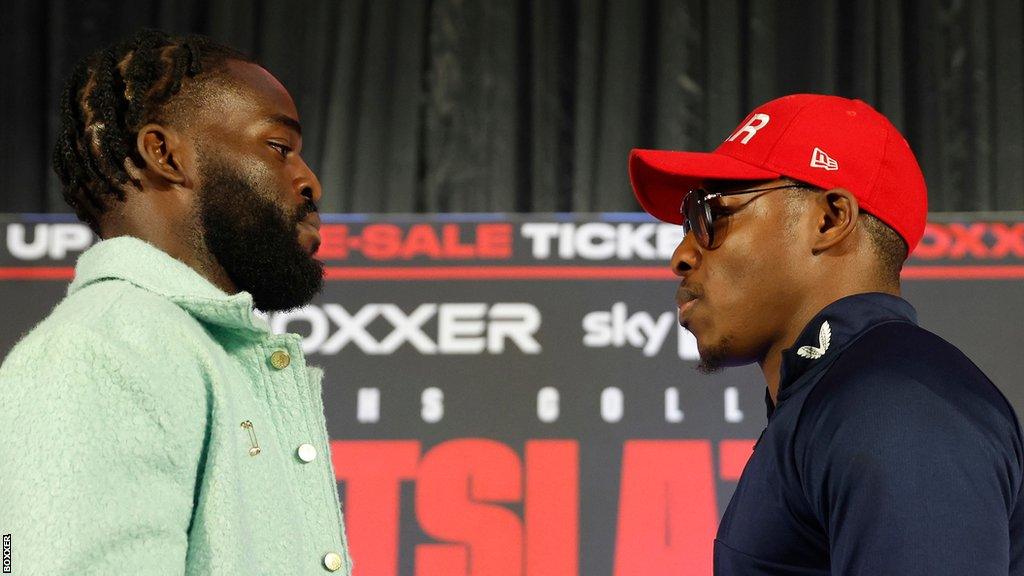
left=758, top=285, right=900, bottom=405
left=100, top=202, right=239, bottom=295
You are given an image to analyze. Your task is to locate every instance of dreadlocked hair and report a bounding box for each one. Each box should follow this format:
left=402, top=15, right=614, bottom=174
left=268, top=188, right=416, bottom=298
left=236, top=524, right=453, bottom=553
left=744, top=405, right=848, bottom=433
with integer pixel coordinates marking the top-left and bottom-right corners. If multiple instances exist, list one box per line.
left=53, top=29, right=251, bottom=234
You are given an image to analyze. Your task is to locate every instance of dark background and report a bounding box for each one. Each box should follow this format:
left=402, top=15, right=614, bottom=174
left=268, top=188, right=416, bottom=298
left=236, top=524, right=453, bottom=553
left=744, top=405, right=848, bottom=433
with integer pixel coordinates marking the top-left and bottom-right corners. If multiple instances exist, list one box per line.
left=3, top=0, right=1024, bottom=215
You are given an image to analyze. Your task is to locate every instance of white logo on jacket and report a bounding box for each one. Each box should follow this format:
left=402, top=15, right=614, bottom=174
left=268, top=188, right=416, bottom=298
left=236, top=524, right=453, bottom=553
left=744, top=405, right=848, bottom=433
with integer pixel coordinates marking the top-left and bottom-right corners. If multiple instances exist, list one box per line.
left=797, top=321, right=831, bottom=359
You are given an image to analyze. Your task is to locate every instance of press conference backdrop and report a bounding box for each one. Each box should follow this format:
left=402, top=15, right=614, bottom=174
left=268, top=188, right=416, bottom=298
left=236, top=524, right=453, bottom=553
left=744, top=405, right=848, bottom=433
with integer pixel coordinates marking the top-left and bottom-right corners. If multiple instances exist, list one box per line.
left=2, top=213, right=1022, bottom=575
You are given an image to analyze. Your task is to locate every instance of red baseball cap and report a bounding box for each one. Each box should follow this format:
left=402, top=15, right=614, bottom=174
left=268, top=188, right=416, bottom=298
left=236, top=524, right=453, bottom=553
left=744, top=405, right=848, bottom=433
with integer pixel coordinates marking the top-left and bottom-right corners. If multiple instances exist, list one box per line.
left=629, top=94, right=928, bottom=252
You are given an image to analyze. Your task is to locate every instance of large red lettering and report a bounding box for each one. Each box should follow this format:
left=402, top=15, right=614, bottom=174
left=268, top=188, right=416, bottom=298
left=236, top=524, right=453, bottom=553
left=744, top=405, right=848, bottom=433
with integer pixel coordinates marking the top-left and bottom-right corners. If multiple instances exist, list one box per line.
left=401, top=225, right=443, bottom=259
left=441, top=224, right=475, bottom=258
left=415, top=439, right=522, bottom=576
left=990, top=222, right=1024, bottom=258
left=331, top=440, right=421, bottom=576
left=362, top=224, right=403, bottom=259
left=331, top=438, right=758, bottom=575
left=948, top=223, right=989, bottom=258
left=718, top=439, right=756, bottom=481
left=613, top=440, right=717, bottom=576
left=912, top=223, right=950, bottom=260
left=476, top=223, right=513, bottom=259
left=525, top=440, right=579, bottom=576
left=318, top=225, right=351, bottom=259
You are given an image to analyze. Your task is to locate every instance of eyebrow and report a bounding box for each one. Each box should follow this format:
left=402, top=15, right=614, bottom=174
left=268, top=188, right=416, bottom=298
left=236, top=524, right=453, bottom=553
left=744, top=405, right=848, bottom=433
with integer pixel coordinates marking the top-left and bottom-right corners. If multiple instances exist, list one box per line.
left=267, top=113, right=303, bottom=136
left=703, top=179, right=774, bottom=193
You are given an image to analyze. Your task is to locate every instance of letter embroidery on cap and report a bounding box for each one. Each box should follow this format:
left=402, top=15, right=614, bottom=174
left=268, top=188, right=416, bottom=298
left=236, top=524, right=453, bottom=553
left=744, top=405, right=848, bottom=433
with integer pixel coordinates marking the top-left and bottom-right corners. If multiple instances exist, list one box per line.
left=797, top=321, right=831, bottom=359
left=726, top=113, right=770, bottom=144
left=810, top=147, right=839, bottom=171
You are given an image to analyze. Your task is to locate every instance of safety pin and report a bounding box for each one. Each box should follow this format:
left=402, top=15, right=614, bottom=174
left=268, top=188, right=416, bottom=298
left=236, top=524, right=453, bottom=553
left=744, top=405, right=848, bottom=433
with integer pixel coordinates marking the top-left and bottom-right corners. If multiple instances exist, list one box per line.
left=240, top=420, right=261, bottom=456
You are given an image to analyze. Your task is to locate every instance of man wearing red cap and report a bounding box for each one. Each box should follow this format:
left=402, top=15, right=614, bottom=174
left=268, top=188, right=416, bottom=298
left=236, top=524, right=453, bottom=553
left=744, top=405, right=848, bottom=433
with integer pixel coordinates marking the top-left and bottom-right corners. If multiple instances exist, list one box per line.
left=630, top=94, right=1023, bottom=575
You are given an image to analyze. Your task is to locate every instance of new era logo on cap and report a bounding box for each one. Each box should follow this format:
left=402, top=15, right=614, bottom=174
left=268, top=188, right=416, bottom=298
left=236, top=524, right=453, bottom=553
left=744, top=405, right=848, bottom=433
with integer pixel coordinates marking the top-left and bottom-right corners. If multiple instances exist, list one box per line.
left=810, top=147, right=838, bottom=171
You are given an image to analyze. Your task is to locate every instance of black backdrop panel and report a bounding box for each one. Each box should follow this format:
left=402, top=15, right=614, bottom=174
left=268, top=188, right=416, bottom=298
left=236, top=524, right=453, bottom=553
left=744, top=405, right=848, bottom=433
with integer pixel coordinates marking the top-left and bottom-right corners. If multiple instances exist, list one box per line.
left=4, top=0, right=1024, bottom=215
left=1, top=213, right=1022, bottom=575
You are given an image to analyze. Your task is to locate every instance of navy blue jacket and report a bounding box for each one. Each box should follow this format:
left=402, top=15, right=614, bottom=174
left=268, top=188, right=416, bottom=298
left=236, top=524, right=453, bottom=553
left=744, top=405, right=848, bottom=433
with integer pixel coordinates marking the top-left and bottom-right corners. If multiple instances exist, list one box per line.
left=715, top=293, right=1024, bottom=575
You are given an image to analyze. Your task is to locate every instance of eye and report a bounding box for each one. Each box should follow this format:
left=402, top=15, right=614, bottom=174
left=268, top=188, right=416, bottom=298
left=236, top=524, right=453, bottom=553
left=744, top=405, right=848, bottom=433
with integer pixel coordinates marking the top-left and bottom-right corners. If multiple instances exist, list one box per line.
left=707, top=203, right=731, bottom=220
left=267, top=141, right=292, bottom=158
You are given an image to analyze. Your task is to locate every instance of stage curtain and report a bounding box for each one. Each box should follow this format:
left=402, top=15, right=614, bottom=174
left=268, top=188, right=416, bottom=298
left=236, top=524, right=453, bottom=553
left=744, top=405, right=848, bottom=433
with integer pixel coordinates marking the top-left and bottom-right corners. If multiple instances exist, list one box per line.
left=3, top=0, right=1022, bottom=214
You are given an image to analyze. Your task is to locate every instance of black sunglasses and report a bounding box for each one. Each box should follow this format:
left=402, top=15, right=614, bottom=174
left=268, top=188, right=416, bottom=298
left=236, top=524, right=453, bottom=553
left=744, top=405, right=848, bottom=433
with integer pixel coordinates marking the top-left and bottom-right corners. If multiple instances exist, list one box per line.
left=680, top=183, right=809, bottom=248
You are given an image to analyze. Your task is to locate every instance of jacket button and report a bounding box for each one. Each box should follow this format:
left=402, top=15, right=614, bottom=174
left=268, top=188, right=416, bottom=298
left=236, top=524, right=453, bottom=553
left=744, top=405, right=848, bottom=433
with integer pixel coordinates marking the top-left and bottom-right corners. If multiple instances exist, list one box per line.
left=269, top=350, right=291, bottom=370
left=297, top=443, right=318, bottom=463
left=323, top=552, right=343, bottom=572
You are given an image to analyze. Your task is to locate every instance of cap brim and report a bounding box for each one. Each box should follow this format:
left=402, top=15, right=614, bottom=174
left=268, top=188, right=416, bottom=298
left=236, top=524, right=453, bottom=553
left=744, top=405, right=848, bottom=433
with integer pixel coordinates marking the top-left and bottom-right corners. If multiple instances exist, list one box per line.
left=629, top=148, right=781, bottom=224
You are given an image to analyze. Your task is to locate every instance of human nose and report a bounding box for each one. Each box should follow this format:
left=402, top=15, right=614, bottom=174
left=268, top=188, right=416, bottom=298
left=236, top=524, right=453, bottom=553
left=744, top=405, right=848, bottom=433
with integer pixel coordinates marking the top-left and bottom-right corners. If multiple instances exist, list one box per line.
left=294, top=156, right=322, bottom=207
left=670, top=229, right=701, bottom=276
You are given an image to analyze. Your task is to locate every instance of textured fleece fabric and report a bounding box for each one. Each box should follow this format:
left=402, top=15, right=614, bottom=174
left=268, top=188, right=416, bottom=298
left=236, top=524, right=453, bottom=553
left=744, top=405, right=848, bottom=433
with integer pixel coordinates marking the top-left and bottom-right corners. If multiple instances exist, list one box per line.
left=0, top=236, right=352, bottom=575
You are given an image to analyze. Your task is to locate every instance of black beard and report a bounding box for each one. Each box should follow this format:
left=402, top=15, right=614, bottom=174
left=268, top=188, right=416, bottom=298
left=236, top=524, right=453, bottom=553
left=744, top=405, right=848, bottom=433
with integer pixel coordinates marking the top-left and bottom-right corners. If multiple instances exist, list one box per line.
left=197, top=158, right=323, bottom=312
left=696, top=357, right=724, bottom=374
left=695, top=335, right=734, bottom=374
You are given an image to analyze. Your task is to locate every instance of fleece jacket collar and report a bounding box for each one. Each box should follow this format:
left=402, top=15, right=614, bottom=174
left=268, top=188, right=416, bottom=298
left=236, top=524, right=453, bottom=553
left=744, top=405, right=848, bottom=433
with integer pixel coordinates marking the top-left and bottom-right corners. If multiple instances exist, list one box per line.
left=68, top=236, right=271, bottom=336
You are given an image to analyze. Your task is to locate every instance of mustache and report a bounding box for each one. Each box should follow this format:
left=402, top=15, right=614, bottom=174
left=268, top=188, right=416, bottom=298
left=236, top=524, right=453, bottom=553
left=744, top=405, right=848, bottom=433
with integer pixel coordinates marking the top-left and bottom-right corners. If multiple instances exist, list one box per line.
left=294, top=198, right=318, bottom=223
left=676, top=284, right=703, bottom=304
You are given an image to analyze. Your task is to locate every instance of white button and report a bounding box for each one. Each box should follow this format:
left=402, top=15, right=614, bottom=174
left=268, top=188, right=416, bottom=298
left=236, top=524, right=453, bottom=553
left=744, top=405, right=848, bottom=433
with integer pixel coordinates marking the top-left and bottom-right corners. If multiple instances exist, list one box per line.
left=323, top=551, right=343, bottom=572
left=297, top=443, right=318, bottom=463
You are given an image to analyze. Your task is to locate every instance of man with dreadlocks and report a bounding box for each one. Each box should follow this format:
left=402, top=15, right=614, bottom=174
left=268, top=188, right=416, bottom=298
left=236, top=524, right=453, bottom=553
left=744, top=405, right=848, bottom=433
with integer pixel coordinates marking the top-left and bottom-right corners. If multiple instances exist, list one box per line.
left=0, top=30, right=352, bottom=574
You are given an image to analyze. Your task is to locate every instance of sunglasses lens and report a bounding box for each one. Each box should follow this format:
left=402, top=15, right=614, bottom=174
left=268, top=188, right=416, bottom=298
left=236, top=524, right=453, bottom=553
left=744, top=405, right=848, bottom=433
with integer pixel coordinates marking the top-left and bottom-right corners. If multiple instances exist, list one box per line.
left=684, top=191, right=709, bottom=247
left=681, top=189, right=715, bottom=247
left=697, top=199, right=713, bottom=247
left=680, top=192, right=694, bottom=235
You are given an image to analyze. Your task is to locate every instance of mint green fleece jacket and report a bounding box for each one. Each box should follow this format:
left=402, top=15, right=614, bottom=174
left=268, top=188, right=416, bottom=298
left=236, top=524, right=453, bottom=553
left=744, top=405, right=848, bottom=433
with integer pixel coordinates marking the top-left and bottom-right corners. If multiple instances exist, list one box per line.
left=0, top=237, right=352, bottom=575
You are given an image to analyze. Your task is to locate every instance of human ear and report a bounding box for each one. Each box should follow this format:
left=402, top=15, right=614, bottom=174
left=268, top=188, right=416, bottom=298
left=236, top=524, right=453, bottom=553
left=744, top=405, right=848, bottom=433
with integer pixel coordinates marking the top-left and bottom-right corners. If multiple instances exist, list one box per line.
left=128, top=124, right=189, bottom=185
left=811, top=188, right=859, bottom=254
